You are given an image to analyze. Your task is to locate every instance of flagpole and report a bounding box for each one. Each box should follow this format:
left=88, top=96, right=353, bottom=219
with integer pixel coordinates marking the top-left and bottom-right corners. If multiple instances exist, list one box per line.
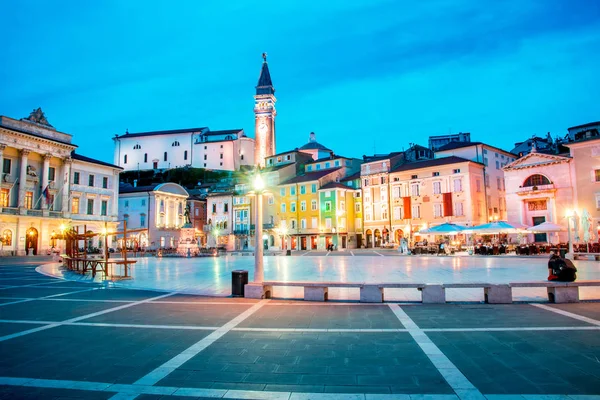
left=7, top=177, right=18, bottom=207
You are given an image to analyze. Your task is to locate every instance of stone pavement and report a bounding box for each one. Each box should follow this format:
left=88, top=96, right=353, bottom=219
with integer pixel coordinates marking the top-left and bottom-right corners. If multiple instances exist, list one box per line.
left=1, top=260, right=600, bottom=399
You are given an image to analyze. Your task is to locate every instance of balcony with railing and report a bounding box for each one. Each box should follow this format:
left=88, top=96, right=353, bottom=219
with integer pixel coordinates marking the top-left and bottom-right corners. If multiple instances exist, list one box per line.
left=517, top=183, right=555, bottom=195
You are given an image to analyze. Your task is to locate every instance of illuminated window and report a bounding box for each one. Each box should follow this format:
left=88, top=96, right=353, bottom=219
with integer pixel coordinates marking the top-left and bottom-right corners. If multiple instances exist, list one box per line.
left=72, top=197, right=79, bottom=214
left=25, top=191, right=33, bottom=209
left=0, top=189, right=8, bottom=207
left=2, top=229, right=12, bottom=246
left=523, top=174, right=551, bottom=187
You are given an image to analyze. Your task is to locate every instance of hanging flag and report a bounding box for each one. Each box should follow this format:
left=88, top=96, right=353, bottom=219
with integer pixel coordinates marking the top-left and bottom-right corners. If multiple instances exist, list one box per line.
left=43, top=185, right=51, bottom=204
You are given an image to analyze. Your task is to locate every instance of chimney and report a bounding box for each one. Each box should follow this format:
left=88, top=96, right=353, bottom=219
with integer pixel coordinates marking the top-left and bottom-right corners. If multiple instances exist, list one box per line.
left=309, top=132, right=316, bottom=142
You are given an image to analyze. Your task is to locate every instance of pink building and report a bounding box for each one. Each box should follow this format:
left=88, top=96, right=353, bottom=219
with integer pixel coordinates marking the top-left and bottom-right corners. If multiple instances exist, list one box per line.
left=503, top=150, right=574, bottom=244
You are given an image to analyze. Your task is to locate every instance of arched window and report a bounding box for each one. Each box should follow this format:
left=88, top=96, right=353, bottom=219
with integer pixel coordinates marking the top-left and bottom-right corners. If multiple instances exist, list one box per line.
left=164, top=152, right=167, bottom=161
left=523, top=174, right=551, bottom=187
left=124, top=154, right=127, bottom=164
left=184, top=150, right=188, bottom=160
left=2, top=229, right=12, bottom=246
left=133, top=144, right=141, bottom=150
left=144, top=153, right=148, bottom=163
left=172, top=141, right=180, bottom=147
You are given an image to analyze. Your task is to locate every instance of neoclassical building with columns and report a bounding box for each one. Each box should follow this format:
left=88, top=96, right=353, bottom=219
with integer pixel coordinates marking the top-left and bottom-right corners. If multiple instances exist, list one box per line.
left=0, top=109, right=122, bottom=255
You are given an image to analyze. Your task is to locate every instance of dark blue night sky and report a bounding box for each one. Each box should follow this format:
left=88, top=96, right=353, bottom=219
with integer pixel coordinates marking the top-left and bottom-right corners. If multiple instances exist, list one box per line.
left=1, top=0, right=599, bottom=163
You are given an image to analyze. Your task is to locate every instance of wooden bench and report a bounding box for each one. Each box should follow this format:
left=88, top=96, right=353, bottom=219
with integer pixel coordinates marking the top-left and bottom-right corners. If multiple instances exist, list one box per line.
left=573, top=253, right=600, bottom=261
left=244, top=280, right=600, bottom=304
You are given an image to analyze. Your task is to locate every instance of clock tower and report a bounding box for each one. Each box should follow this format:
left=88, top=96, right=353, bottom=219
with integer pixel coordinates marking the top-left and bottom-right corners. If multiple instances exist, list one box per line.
left=254, top=52, right=276, bottom=167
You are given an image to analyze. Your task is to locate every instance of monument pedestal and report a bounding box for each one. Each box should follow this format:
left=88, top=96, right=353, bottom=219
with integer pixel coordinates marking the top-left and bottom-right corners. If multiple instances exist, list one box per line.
left=177, top=225, right=198, bottom=257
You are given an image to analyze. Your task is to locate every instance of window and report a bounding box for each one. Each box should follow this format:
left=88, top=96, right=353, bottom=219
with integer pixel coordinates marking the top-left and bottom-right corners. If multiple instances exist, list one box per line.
left=393, top=206, right=401, bottom=220
left=433, top=181, right=441, bottom=195
left=364, top=179, right=369, bottom=187
left=311, top=200, right=317, bottom=211
left=144, top=153, right=148, bottom=163
left=316, top=164, right=321, bottom=170
left=280, top=188, right=286, bottom=196
left=595, top=170, right=600, bottom=182
left=300, top=185, right=306, bottom=194
left=325, top=201, right=331, bottom=211
left=268, top=196, right=274, bottom=205
left=281, top=203, right=286, bottom=213
left=102, top=177, right=108, bottom=189
left=72, top=197, right=79, bottom=214
left=312, top=217, right=318, bottom=228
left=301, top=201, right=306, bottom=211
left=434, top=203, right=443, bottom=218
left=311, top=184, right=317, bottom=193
left=340, top=201, right=345, bottom=211
left=291, top=186, right=296, bottom=196
left=453, top=169, right=461, bottom=174
left=124, top=154, right=127, bottom=164
left=432, top=172, right=440, bottom=177
left=339, top=217, right=346, bottom=228
left=476, top=180, right=481, bottom=193
left=291, top=202, right=296, bottom=212
left=381, top=176, right=386, bottom=184
left=485, top=175, right=490, bottom=187
left=220, top=153, right=223, bottom=159
left=325, top=191, right=331, bottom=198
left=184, top=151, right=188, bottom=160
left=224, top=203, right=229, bottom=212
left=483, top=158, right=488, bottom=166
left=204, top=154, right=207, bottom=160
left=48, top=167, right=56, bottom=181
left=87, top=198, right=94, bottom=215
left=2, top=229, right=12, bottom=246
left=172, top=141, right=180, bottom=147
left=124, top=200, right=129, bottom=208
left=335, top=160, right=340, bottom=167
left=301, top=219, right=306, bottom=229
left=382, top=205, right=388, bottom=220
left=355, top=203, right=361, bottom=213
left=141, top=199, right=146, bottom=206
left=101, top=200, right=108, bottom=216
left=307, top=166, right=312, bottom=171
left=411, top=205, right=421, bottom=218
left=411, top=184, right=420, bottom=196
left=355, top=218, right=362, bottom=229
left=411, top=175, right=418, bottom=179
left=365, top=210, right=372, bottom=221
left=141, top=215, right=146, bottom=227
left=73, top=172, right=80, bottom=185
left=596, top=194, right=600, bottom=209
left=523, top=174, right=551, bottom=187
left=325, top=218, right=332, bottom=228
left=2, top=159, right=11, bottom=174
left=325, top=162, right=330, bottom=168
left=497, top=177, right=502, bottom=190
left=455, top=202, right=464, bottom=216
left=212, top=204, right=216, bottom=213
left=453, top=179, right=462, bottom=192
left=88, top=174, right=94, bottom=187
left=164, top=152, right=167, bottom=161
left=286, top=155, right=291, bottom=161
left=0, top=188, right=8, bottom=207
left=496, top=161, right=500, bottom=169
left=153, top=161, right=158, bottom=169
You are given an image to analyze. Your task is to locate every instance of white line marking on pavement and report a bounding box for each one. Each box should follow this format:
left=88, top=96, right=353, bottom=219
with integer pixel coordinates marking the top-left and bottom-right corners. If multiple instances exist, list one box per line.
left=70, top=322, right=218, bottom=330
left=389, top=304, right=485, bottom=400
left=129, top=299, right=270, bottom=389
left=531, top=303, right=600, bottom=326
left=350, top=251, right=355, bottom=256
left=300, top=251, right=311, bottom=256
left=0, top=287, right=99, bottom=307
left=325, top=251, right=330, bottom=257
left=0, top=291, right=177, bottom=342
left=373, top=251, right=385, bottom=257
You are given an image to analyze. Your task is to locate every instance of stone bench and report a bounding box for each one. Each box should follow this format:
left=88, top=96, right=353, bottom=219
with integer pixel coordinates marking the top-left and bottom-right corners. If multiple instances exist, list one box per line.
left=573, top=253, right=600, bottom=261
left=244, top=280, right=600, bottom=304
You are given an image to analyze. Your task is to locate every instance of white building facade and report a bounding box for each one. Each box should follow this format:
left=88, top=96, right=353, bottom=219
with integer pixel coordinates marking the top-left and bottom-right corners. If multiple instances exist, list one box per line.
left=205, top=192, right=234, bottom=250
left=118, top=182, right=189, bottom=250
left=113, top=128, right=254, bottom=172
left=0, top=109, right=121, bottom=255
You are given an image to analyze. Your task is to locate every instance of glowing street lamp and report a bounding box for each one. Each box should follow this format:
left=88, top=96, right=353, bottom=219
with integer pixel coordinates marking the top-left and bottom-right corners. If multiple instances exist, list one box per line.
left=253, top=173, right=266, bottom=283
left=565, top=210, right=575, bottom=258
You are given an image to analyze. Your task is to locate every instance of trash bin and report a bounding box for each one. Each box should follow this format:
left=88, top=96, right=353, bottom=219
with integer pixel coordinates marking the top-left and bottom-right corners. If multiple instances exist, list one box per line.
left=559, top=248, right=567, bottom=258
left=232, top=270, right=248, bottom=297
left=286, top=249, right=291, bottom=256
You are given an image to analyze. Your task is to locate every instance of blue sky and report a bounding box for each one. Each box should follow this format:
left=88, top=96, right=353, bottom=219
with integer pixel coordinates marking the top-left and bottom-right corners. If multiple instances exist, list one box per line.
left=1, top=0, right=599, bottom=163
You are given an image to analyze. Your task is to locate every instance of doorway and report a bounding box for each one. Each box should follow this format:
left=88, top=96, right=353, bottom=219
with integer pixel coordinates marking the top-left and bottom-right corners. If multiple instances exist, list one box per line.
left=26, top=227, right=38, bottom=255
left=310, top=236, right=317, bottom=250
left=341, top=235, right=347, bottom=249
left=365, top=230, right=372, bottom=248
left=532, top=216, right=547, bottom=243
left=374, top=229, right=381, bottom=247
left=300, top=236, right=307, bottom=250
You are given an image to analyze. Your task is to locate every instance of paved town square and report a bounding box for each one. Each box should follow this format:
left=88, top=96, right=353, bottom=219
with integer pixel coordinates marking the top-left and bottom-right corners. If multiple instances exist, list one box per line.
left=1, top=258, right=600, bottom=399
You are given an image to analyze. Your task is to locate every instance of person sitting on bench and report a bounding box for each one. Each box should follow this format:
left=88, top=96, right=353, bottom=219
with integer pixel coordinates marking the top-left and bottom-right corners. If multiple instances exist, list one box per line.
left=548, top=253, right=577, bottom=282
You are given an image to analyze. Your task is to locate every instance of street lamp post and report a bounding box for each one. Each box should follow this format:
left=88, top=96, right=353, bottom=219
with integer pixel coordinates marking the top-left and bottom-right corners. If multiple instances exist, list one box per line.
left=566, top=210, right=574, bottom=259
left=253, top=174, right=265, bottom=283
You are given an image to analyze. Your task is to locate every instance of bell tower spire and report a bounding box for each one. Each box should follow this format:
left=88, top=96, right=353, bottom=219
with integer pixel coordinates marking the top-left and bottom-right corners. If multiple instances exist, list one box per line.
left=254, top=52, right=276, bottom=167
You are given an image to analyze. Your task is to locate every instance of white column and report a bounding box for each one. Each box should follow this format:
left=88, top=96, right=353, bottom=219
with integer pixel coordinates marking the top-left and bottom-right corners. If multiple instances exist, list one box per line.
left=112, top=171, right=119, bottom=217
left=41, top=154, right=51, bottom=209
left=61, top=158, right=71, bottom=213
left=254, top=192, right=264, bottom=282
left=18, top=149, right=29, bottom=208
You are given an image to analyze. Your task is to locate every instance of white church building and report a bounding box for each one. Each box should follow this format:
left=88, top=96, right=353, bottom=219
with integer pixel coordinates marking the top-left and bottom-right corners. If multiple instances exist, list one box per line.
left=113, top=127, right=255, bottom=172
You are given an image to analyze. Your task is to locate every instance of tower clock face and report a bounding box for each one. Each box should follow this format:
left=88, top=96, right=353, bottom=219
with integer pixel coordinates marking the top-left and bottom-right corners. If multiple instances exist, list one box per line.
left=258, top=122, right=268, bottom=134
